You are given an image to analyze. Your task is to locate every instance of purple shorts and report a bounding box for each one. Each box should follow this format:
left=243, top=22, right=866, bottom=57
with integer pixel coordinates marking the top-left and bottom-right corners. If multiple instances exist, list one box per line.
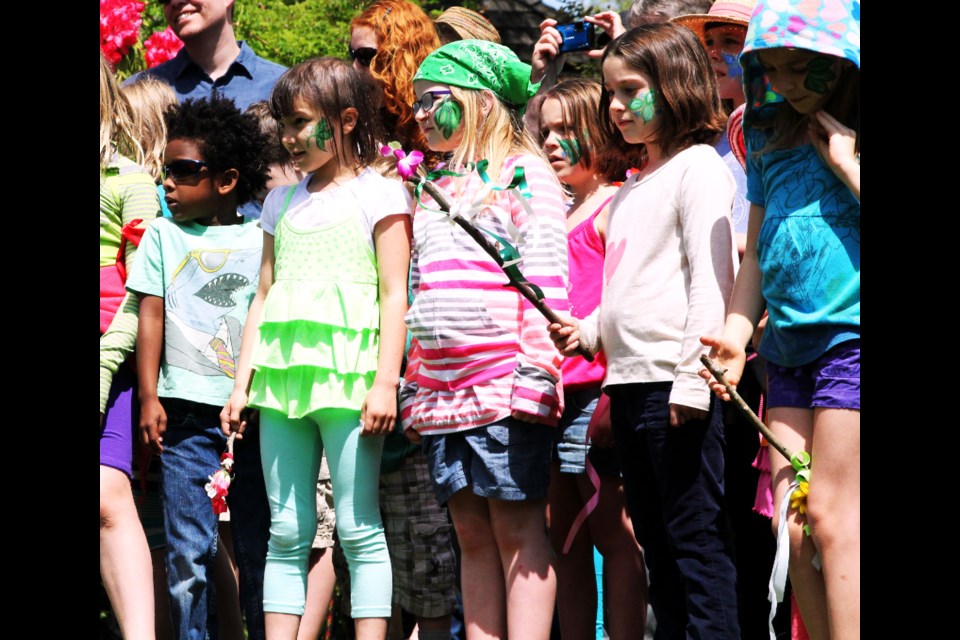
left=100, top=366, right=138, bottom=477
left=767, top=340, right=859, bottom=411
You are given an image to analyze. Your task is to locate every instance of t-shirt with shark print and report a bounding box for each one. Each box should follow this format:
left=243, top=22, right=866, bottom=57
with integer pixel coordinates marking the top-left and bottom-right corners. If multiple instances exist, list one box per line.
left=127, top=218, right=262, bottom=406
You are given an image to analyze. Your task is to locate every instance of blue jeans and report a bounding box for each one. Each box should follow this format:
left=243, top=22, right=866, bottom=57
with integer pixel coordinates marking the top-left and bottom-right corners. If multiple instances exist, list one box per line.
left=607, top=383, right=739, bottom=640
left=160, top=399, right=226, bottom=640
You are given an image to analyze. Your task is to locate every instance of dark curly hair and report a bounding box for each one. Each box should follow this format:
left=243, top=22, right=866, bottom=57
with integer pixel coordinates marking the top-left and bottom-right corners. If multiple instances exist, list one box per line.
left=165, top=96, right=271, bottom=205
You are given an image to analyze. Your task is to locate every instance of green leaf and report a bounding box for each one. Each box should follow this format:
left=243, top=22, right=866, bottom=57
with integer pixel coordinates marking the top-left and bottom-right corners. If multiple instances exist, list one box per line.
left=804, top=56, right=837, bottom=95
left=434, top=98, right=463, bottom=140
left=312, top=118, right=333, bottom=151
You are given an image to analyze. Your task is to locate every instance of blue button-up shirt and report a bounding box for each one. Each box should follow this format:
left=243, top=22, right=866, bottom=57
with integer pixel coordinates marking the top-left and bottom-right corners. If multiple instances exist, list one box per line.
left=134, top=41, right=286, bottom=112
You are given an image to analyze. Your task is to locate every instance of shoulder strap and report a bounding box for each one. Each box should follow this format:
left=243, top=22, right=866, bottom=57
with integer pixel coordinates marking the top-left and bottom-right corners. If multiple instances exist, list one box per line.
left=275, top=185, right=298, bottom=224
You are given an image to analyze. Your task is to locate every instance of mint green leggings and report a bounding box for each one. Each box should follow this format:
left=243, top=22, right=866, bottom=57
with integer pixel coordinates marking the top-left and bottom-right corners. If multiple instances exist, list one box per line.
left=260, top=408, right=391, bottom=617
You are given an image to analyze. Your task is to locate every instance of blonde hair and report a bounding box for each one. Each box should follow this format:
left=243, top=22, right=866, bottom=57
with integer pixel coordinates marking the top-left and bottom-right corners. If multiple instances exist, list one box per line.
left=120, top=77, right=178, bottom=181
left=446, top=87, right=548, bottom=182
left=100, top=49, right=142, bottom=169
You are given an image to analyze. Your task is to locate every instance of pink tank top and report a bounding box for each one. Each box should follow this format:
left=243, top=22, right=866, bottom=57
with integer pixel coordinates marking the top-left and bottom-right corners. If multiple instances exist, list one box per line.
left=562, top=197, right=612, bottom=390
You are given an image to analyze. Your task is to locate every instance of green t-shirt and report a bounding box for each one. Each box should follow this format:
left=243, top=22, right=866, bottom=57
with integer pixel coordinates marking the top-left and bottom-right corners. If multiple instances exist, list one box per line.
left=127, top=218, right=262, bottom=406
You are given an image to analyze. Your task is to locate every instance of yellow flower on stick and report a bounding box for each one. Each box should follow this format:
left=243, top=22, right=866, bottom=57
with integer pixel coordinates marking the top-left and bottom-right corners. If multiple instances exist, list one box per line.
left=790, top=481, right=809, bottom=515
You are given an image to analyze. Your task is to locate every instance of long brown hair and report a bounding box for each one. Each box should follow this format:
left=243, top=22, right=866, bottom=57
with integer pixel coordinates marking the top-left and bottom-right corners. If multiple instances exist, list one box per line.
left=765, top=61, right=860, bottom=154
left=542, top=78, right=639, bottom=182
left=600, top=23, right=726, bottom=162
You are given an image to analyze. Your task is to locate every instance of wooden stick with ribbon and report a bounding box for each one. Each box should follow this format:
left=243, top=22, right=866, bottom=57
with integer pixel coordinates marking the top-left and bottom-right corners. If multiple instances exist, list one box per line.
left=381, top=143, right=594, bottom=362
left=699, top=354, right=792, bottom=460
left=415, top=179, right=593, bottom=362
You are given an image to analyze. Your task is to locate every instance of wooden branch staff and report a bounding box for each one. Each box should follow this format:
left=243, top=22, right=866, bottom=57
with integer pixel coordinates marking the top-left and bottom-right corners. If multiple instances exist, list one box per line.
left=414, top=178, right=594, bottom=363
left=699, top=354, right=793, bottom=461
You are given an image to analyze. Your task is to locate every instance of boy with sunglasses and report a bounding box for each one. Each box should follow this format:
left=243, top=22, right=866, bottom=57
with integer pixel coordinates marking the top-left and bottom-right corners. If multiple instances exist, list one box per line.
left=126, top=96, right=271, bottom=640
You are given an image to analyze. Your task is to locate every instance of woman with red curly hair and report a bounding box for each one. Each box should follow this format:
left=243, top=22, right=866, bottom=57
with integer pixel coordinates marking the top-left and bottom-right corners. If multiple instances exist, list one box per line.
left=351, top=0, right=441, bottom=164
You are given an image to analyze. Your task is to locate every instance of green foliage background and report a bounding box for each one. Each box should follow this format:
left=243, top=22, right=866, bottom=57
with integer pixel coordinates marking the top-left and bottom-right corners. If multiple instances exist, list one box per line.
left=136, top=0, right=634, bottom=72
left=138, top=1, right=484, bottom=70
left=233, top=0, right=368, bottom=67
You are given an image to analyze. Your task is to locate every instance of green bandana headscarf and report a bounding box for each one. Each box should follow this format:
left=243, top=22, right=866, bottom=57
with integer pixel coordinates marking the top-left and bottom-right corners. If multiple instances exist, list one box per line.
left=414, top=40, right=540, bottom=110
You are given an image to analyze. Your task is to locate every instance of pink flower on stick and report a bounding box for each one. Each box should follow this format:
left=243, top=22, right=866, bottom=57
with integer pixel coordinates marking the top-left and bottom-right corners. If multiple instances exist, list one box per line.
left=380, top=142, right=424, bottom=180
left=204, top=435, right=236, bottom=515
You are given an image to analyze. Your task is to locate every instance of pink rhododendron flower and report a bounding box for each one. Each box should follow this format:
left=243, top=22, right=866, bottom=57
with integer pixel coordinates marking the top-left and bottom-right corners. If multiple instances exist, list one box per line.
left=144, top=27, right=184, bottom=68
left=100, top=0, right=145, bottom=67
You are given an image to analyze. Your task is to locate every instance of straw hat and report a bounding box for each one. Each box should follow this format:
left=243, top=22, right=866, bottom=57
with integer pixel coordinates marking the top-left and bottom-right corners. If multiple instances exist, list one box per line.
left=435, top=7, right=501, bottom=44
left=671, top=0, right=757, bottom=46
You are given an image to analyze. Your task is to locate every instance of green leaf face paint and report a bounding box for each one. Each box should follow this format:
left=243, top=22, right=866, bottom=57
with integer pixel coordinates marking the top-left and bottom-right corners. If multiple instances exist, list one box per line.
left=557, top=138, right=582, bottom=166
left=310, top=118, right=333, bottom=151
left=804, top=56, right=837, bottom=95
left=628, top=90, right=657, bottom=123
left=434, top=97, right=463, bottom=140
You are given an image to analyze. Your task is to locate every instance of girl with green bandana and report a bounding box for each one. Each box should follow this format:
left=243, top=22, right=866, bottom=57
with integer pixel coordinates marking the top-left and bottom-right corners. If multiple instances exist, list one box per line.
left=400, top=40, right=569, bottom=640
left=538, top=78, right=648, bottom=640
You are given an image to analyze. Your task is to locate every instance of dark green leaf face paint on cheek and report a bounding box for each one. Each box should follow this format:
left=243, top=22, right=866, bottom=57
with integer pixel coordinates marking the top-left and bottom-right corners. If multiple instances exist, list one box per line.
left=557, top=138, right=582, bottom=166
left=628, top=90, right=657, bottom=123
left=311, top=119, right=333, bottom=151
left=434, top=98, right=463, bottom=139
left=804, top=56, right=837, bottom=95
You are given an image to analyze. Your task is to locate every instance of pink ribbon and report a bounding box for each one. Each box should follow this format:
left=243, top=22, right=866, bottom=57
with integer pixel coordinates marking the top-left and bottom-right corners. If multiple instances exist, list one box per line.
left=561, top=456, right=601, bottom=554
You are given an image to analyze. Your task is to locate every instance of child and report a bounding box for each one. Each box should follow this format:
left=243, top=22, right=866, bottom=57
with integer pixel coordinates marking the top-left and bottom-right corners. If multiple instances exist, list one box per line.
left=672, top=0, right=756, bottom=253
left=245, top=99, right=336, bottom=640
left=221, top=57, right=412, bottom=640
left=128, top=95, right=271, bottom=640
left=538, top=78, right=647, bottom=640
left=549, top=23, right=740, bottom=639
left=701, top=1, right=860, bottom=638
left=401, top=40, right=568, bottom=640
left=100, top=48, right=160, bottom=640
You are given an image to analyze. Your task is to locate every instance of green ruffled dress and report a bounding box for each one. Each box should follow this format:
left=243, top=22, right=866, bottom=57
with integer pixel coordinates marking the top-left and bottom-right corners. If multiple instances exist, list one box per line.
left=249, top=188, right=380, bottom=418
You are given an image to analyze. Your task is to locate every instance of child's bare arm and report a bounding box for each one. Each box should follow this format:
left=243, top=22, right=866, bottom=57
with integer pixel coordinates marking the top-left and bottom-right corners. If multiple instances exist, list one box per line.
left=222, top=231, right=274, bottom=438
left=810, top=111, right=859, bottom=200
left=701, top=203, right=768, bottom=400
left=136, top=294, right=166, bottom=453
left=362, top=214, right=412, bottom=437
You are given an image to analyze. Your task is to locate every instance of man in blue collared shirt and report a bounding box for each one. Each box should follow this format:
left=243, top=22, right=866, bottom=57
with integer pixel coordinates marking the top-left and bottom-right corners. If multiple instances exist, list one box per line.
left=133, top=0, right=285, bottom=111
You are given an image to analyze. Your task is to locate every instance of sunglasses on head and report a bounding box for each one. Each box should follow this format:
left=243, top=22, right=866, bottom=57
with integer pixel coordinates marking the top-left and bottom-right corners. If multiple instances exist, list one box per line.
left=349, top=46, right=378, bottom=67
left=412, top=90, right=453, bottom=115
left=162, top=159, right=211, bottom=182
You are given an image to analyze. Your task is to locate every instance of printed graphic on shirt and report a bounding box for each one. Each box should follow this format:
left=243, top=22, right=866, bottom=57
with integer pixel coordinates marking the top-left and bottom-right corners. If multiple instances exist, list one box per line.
left=165, top=247, right=261, bottom=379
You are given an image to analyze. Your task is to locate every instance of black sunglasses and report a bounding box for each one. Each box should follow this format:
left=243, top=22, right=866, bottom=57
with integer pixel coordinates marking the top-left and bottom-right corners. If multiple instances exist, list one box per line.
left=412, top=90, right=453, bottom=115
left=348, top=46, right=378, bottom=67
left=162, top=159, right=211, bottom=182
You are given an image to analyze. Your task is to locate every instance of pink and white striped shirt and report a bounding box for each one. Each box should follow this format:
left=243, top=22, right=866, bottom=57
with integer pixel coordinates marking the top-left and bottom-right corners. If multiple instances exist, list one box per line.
left=400, top=154, right=569, bottom=436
